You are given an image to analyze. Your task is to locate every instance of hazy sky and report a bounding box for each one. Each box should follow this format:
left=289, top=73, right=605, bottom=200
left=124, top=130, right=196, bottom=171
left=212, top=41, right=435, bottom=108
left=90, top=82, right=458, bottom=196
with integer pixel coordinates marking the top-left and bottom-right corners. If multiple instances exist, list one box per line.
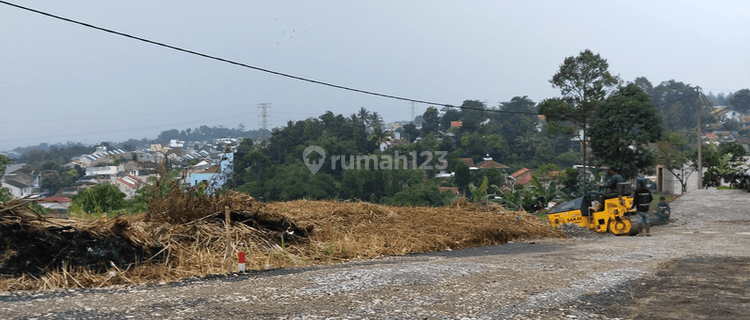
left=1, top=0, right=748, bottom=151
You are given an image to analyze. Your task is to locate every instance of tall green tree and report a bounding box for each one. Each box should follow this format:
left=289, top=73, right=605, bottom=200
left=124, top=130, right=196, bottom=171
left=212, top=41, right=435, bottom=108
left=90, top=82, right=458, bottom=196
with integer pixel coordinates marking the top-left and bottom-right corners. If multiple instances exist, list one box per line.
left=368, top=122, right=392, bottom=149
left=458, top=132, right=509, bottom=162
left=649, top=80, right=700, bottom=131
left=236, top=138, right=255, bottom=154
left=401, top=123, right=420, bottom=142
left=556, top=150, right=581, bottom=168
left=453, top=161, right=471, bottom=194
left=233, top=150, right=273, bottom=188
left=494, top=96, right=538, bottom=163
left=718, top=142, right=747, bottom=162
left=727, top=88, right=750, bottom=114
left=356, top=107, right=370, bottom=126
left=460, top=100, right=488, bottom=125
left=421, top=107, right=440, bottom=135
left=367, top=111, right=383, bottom=128
left=538, top=49, right=621, bottom=188
left=439, top=108, right=462, bottom=131
left=633, top=76, right=653, bottom=95
left=589, top=84, right=663, bottom=180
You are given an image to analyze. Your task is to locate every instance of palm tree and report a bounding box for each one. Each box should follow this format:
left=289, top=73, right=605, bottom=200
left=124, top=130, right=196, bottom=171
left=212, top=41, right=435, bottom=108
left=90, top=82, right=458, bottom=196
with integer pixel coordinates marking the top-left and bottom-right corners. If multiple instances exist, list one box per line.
left=368, top=122, right=392, bottom=147
left=357, top=107, right=370, bottom=126
left=367, top=112, right=383, bottom=128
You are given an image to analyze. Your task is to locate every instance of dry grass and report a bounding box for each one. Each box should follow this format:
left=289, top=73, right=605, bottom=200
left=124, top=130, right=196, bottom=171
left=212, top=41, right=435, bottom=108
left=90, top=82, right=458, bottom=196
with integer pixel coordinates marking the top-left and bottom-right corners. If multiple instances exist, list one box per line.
left=1, top=192, right=563, bottom=291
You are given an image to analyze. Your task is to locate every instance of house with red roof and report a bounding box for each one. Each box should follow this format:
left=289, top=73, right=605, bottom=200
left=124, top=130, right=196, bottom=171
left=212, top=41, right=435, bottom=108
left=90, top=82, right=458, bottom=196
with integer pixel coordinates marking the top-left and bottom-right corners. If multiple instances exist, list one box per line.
left=116, top=175, right=144, bottom=199
left=510, top=168, right=533, bottom=186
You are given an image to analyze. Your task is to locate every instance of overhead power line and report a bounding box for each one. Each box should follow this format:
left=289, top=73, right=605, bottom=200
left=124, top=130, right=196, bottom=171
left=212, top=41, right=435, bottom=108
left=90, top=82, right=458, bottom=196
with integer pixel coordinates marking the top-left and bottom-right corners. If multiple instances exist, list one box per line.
left=0, top=1, right=716, bottom=120
left=0, top=1, right=548, bottom=117
left=0, top=2, right=445, bottom=106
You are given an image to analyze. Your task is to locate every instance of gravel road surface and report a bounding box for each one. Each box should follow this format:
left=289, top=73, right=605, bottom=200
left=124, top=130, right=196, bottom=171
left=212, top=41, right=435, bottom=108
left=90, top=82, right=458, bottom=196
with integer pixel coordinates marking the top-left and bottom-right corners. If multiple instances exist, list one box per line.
left=2, top=189, right=748, bottom=319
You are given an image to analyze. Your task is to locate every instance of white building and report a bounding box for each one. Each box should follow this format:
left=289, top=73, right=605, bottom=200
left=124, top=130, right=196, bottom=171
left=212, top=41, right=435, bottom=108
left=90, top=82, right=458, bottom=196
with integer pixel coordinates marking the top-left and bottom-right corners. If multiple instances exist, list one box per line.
left=1, top=180, right=33, bottom=198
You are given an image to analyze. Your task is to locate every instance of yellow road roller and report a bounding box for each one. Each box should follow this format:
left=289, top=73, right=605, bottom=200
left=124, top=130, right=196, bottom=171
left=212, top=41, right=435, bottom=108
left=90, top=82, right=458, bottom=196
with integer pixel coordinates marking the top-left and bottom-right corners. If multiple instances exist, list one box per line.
left=547, top=183, right=638, bottom=235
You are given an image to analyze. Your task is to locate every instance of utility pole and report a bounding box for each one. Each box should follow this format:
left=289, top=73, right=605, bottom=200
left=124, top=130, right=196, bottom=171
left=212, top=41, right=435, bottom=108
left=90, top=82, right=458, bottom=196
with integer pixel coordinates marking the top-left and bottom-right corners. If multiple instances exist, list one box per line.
left=258, top=103, right=271, bottom=142
left=696, top=87, right=702, bottom=189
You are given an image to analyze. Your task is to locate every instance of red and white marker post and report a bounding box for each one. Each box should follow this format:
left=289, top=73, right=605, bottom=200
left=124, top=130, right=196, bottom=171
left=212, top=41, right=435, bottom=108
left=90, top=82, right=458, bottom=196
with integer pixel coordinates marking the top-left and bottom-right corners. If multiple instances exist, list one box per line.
left=238, top=252, right=246, bottom=272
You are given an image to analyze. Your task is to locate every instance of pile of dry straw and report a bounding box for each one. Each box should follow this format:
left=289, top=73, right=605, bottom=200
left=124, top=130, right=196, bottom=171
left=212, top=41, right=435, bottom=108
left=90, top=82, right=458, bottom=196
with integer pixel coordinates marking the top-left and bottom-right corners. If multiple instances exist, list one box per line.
left=1, top=188, right=563, bottom=291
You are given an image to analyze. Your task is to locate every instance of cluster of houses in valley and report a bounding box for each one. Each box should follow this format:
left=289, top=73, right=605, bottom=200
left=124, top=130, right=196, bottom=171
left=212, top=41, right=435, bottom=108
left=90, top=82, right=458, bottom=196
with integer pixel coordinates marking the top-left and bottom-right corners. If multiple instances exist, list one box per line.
left=705, top=108, right=750, bottom=149
left=1, top=138, right=244, bottom=212
left=432, top=154, right=538, bottom=197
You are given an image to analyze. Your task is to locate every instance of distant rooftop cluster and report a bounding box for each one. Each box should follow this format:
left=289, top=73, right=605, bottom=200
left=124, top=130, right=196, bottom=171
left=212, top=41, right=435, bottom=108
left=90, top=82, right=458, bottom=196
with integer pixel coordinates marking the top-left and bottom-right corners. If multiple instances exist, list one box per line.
left=82, top=149, right=126, bottom=163
left=2, top=137, right=249, bottom=204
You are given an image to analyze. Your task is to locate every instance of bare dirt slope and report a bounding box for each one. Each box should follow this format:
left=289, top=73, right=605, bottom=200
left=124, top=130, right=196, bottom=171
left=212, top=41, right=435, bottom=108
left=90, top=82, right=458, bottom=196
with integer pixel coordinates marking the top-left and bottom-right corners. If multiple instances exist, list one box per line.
left=1, top=189, right=748, bottom=319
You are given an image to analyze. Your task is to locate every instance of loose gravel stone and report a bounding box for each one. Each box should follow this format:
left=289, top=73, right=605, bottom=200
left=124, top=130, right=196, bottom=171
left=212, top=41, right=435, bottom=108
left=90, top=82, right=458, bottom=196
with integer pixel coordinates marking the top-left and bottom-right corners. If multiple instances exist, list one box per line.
left=558, top=223, right=606, bottom=240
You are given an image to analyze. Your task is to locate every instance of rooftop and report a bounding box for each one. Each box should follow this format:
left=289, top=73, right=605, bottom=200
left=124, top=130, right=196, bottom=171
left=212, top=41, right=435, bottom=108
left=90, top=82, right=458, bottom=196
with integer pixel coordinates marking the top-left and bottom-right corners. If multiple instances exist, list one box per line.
left=2, top=179, right=30, bottom=189
left=475, top=160, right=509, bottom=169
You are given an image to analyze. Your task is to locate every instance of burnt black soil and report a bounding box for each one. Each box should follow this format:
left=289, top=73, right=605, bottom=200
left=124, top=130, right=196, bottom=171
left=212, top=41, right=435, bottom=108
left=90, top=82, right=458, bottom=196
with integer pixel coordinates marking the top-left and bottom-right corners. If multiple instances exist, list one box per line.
left=0, top=210, right=311, bottom=277
left=602, top=256, right=750, bottom=319
left=0, top=222, right=151, bottom=276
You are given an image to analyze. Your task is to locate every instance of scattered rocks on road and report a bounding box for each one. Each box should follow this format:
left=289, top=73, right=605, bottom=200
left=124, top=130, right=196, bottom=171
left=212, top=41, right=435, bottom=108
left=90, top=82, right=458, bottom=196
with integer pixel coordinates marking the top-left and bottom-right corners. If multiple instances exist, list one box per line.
left=558, top=223, right=606, bottom=240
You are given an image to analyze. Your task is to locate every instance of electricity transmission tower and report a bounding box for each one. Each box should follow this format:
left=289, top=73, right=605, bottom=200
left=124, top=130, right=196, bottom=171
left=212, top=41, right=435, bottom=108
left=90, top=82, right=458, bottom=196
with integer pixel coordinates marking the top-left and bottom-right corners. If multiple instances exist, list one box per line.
left=257, top=103, right=271, bottom=142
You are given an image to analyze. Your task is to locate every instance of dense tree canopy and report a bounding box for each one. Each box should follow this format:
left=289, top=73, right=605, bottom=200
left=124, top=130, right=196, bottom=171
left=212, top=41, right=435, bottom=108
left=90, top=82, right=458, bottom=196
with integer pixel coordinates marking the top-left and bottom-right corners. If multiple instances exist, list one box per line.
left=340, top=167, right=425, bottom=203
left=460, top=100, right=489, bottom=126
left=439, top=109, right=461, bottom=131
left=649, top=80, right=701, bottom=131
left=589, top=84, right=663, bottom=180
left=727, top=89, right=750, bottom=114
left=421, top=107, right=440, bottom=135
left=494, top=96, right=539, bottom=162
left=236, top=138, right=254, bottom=154
left=261, top=161, right=337, bottom=201
left=633, top=76, right=653, bottom=95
